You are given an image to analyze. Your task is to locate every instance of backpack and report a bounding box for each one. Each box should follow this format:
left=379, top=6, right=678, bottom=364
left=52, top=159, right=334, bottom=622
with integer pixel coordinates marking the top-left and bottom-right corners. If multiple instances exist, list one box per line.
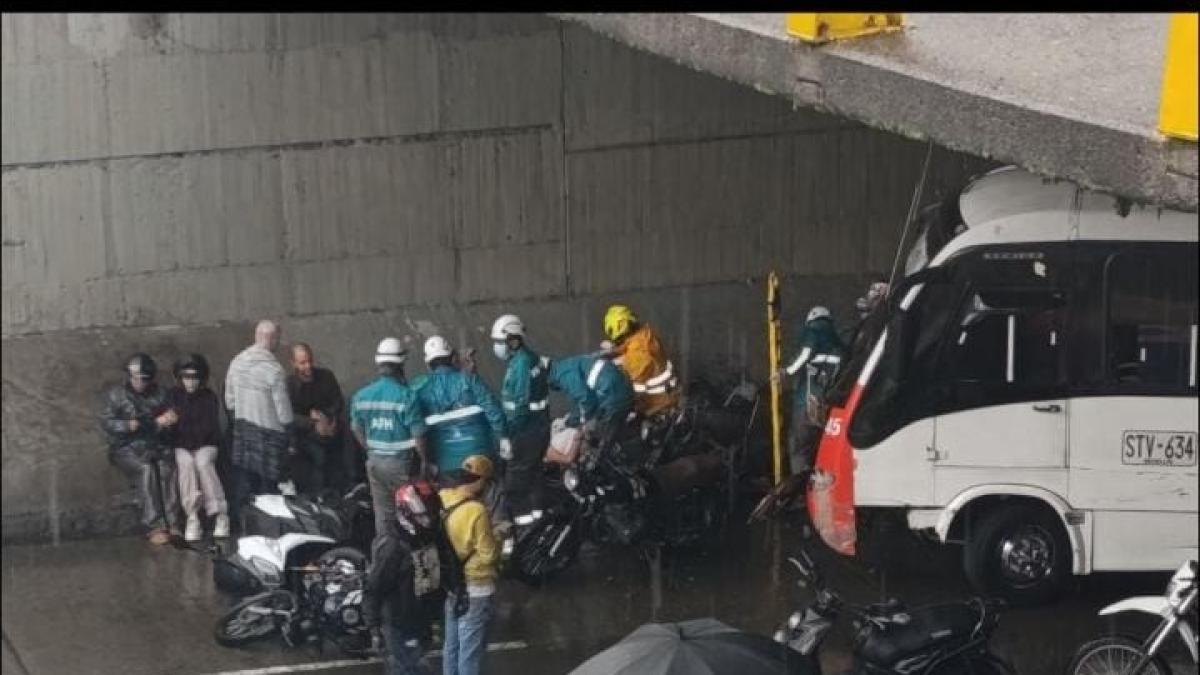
left=438, top=497, right=477, bottom=617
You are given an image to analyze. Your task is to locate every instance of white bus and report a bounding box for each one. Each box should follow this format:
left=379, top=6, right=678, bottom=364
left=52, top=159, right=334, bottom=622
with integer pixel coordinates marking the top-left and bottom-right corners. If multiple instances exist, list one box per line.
left=809, top=166, right=1198, bottom=605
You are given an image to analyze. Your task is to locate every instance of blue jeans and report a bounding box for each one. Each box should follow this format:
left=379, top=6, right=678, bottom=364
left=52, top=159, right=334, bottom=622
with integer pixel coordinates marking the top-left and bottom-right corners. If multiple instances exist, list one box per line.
left=382, top=622, right=427, bottom=675
left=442, top=593, right=494, bottom=675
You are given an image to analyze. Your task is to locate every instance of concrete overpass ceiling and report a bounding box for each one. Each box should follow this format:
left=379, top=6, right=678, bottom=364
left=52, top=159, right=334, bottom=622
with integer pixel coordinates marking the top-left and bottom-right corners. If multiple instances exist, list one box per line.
left=552, top=13, right=1199, bottom=212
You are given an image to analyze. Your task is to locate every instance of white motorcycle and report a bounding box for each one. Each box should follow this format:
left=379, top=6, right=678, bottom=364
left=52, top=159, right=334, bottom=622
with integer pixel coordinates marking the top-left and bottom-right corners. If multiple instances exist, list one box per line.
left=1068, top=559, right=1197, bottom=675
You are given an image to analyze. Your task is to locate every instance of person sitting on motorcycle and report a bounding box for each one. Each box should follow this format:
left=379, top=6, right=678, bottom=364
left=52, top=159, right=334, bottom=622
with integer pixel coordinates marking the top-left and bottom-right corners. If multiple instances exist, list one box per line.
left=601, top=305, right=681, bottom=420
left=364, top=478, right=455, bottom=675
left=415, top=336, right=511, bottom=478
left=546, top=352, right=635, bottom=447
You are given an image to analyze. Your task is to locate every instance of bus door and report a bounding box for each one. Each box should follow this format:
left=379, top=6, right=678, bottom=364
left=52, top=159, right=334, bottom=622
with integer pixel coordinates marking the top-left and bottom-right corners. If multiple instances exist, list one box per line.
left=924, top=246, right=1072, bottom=502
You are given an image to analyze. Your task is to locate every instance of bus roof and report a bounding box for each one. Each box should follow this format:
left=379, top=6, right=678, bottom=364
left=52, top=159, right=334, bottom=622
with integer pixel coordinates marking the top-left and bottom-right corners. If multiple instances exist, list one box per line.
left=932, top=167, right=1198, bottom=266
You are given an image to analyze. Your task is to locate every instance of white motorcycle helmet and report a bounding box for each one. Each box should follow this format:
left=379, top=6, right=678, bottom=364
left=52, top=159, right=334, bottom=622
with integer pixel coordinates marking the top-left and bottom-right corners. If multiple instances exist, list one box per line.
left=490, top=314, right=525, bottom=341
left=423, top=335, right=453, bottom=364
left=806, top=306, right=831, bottom=323
left=375, top=337, right=407, bottom=364
left=490, top=314, right=525, bottom=360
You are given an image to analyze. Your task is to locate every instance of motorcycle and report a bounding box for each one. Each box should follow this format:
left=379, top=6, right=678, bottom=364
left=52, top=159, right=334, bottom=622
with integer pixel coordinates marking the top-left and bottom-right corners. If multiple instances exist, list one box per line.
left=213, top=483, right=374, bottom=597
left=773, top=545, right=1015, bottom=675
left=214, top=545, right=371, bottom=657
left=1067, top=559, right=1197, bottom=675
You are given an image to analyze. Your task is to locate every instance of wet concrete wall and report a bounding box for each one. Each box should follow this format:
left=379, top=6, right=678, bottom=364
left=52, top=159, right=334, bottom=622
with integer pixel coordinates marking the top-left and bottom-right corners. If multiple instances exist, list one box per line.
left=1, top=13, right=994, bottom=543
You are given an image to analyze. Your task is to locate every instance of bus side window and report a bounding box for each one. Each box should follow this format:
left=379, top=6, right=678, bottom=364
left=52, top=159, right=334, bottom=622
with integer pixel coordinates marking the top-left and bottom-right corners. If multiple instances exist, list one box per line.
left=938, top=286, right=1066, bottom=408
left=1104, top=249, right=1199, bottom=390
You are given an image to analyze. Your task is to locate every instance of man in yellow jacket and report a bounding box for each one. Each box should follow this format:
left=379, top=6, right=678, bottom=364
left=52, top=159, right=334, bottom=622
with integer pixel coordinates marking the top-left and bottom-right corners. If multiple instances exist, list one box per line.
left=602, top=305, right=681, bottom=419
left=438, top=455, right=499, bottom=675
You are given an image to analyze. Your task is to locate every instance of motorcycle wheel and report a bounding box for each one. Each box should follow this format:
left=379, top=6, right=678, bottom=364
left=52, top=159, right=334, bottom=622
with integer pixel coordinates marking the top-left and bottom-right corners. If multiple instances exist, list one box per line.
left=214, top=589, right=295, bottom=647
left=1067, top=636, right=1171, bottom=675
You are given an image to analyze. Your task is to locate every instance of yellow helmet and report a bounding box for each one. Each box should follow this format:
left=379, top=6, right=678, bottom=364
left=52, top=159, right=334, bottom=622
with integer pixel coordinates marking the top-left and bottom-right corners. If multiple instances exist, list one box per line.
left=603, top=305, right=638, bottom=342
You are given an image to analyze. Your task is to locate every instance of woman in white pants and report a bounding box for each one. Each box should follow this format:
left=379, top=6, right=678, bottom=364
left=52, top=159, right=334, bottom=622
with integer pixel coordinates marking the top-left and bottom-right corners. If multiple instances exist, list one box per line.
left=168, top=354, right=230, bottom=541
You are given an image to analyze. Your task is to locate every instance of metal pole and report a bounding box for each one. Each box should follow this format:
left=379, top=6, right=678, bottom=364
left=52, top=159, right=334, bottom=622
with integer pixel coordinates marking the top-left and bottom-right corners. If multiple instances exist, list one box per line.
left=767, top=271, right=784, bottom=485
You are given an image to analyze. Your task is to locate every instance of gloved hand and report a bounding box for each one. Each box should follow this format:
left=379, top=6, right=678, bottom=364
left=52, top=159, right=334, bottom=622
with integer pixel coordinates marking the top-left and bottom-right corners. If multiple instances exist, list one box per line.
left=498, top=438, right=514, bottom=461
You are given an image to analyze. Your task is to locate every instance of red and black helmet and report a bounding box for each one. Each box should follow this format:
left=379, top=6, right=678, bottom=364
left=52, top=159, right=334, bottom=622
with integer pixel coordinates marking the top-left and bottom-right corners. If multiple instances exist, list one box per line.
left=393, top=479, right=442, bottom=536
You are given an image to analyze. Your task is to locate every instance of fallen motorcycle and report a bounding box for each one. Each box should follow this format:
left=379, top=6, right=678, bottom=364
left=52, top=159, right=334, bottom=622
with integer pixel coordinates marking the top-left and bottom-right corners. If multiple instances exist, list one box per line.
left=773, top=545, right=1015, bottom=675
left=1067, top=558, right=1197, bottom=675
left=214, top=545, right=371, bottom=657
left=509, top=437, right=727, bottom=585
left=239, top=482, right=375, bottom=551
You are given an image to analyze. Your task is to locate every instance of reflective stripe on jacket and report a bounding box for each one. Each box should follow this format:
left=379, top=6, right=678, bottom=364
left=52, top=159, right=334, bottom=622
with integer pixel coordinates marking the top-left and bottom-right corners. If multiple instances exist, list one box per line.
left=614, top=324, right=680, bottom=416
left=501, top=347, right=551, bottom=435
left=548, top=354, right=634, bottom=427
left=350, top=376, right=426, bottom=457
left=415, top=366, right=507, bottom=472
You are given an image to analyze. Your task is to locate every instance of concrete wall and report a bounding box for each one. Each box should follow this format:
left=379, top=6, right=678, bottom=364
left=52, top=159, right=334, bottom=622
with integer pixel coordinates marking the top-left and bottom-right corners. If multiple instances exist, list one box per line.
left=1, top=13, right=994, bottom=543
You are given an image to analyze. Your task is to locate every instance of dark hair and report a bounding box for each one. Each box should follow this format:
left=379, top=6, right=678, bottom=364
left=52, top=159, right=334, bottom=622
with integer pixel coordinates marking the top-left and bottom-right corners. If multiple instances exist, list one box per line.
left=428, top=356, right=454, bottom=370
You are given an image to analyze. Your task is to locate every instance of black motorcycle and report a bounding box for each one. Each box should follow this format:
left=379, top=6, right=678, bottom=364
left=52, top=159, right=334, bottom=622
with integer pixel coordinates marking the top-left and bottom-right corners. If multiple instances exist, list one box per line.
left=773, top=546, right=1015, bottom=675
left=214, top=545, right=371, bottom=657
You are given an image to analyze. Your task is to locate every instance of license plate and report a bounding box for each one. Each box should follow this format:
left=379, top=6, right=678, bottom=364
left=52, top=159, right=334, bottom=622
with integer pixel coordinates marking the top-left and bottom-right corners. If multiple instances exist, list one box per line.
left=1122, top=431, right=1198, bottom=466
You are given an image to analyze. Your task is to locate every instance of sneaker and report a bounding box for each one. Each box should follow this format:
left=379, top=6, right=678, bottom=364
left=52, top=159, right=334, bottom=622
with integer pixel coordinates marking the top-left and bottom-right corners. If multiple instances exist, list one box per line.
left=184, top=515, right=202, bottom=542
left=212, top=514, right=230, bottom=538
left=278, top=480, right=297, bottom=497
left=148, top=529, right=171, bottom=546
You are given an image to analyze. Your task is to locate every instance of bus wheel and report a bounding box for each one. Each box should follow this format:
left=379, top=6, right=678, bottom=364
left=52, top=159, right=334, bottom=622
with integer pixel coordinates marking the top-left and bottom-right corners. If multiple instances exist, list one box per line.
left=963, top=504, right=1070, bottom=606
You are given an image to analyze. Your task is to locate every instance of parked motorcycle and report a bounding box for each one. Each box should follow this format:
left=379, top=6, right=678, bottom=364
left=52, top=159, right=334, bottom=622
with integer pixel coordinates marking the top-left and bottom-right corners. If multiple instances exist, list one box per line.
left=772, top=545, right=1015, bottom=675
left=214, top=545, right=371, bottom=657
left=1067, top=559, right=1197, bottom=675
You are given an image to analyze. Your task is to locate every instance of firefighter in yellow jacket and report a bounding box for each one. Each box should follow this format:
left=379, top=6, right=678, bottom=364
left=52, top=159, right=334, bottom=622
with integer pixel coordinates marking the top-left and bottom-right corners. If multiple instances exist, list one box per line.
left=602, top=305, right=681, bottom=418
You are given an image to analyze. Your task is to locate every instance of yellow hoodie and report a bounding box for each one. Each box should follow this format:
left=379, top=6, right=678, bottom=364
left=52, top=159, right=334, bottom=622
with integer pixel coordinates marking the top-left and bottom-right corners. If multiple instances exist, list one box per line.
left=439, top=486, right=500, bottom=592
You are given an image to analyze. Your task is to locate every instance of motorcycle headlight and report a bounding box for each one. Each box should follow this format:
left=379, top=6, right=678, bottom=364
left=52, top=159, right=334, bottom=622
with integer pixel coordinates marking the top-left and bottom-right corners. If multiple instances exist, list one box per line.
left=787, top=611, right=804, bottom=630
left=563, top=468, right=581, bottom=492
left=772, top=629, right=787, bottom=644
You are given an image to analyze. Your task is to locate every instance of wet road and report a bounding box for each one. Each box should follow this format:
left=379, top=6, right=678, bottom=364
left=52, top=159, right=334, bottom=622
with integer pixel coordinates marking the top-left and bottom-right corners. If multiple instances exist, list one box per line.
left=2, top=511, right=1188, bottom=675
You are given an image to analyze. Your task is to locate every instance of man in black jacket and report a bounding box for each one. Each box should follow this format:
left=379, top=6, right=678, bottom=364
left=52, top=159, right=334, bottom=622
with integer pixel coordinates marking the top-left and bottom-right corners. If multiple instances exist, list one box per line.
left=100, top=353, right=182, bottom=545
left=364, top=479, right=456, bottom=675
left=287, top=343, right=352, bottom=496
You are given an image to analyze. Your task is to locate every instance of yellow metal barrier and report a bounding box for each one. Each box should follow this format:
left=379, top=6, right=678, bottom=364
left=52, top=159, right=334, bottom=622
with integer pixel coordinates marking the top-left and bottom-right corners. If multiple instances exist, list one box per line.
left=786, top=13, right=903, bottom=43
left=767, top=271, right=784, bottom=485
left=1159, top=13, right=1198, bottom=142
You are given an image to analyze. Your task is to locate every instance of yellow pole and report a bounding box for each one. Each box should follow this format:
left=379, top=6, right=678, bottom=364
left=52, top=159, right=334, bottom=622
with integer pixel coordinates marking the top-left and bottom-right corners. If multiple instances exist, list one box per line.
left=767, top=271, right=784, bottom=485
left=1159, top=12, right=1198, bottom=141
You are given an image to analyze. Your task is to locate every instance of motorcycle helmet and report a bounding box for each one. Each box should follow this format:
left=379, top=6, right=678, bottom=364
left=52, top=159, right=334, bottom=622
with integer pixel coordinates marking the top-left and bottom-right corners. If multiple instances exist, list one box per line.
left=375, top=337, right=407, bottom=365
left=423, top=335, right=453, bottom=364
left=126, top=353, right=157, bottom=381
left=603, top=305, right=638, bottom=343
left=173, top=353, right=210, bottom=382
left=393, top=479, right=442, bottom=537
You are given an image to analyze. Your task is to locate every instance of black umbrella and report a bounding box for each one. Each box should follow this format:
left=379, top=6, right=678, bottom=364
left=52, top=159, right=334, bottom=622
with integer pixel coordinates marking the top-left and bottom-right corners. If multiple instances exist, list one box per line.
left=569, top=618, right=811, bottom=675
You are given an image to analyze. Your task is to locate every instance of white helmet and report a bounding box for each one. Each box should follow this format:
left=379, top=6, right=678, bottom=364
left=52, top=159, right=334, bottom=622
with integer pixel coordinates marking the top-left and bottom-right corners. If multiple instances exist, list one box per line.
left=423, top=335, right=453, bottom=363
left=806, top=306, right=831, bottom=323
left=375, top=337, right=407, bottom=364
left=491, top=314, right=525, bottom=341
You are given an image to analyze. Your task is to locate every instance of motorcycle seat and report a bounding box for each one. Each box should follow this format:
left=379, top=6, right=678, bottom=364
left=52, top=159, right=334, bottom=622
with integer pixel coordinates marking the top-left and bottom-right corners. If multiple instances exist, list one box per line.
left=856, top=602, right=981, bottom=667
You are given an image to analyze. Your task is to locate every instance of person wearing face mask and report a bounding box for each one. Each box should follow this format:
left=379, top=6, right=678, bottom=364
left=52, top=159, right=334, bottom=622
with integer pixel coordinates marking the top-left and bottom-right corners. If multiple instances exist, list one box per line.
left=100, top=353, right=182, bottom=545
left=489, top=315, right=550, bottom=518
left=167, top=354, right=229, bottom=542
